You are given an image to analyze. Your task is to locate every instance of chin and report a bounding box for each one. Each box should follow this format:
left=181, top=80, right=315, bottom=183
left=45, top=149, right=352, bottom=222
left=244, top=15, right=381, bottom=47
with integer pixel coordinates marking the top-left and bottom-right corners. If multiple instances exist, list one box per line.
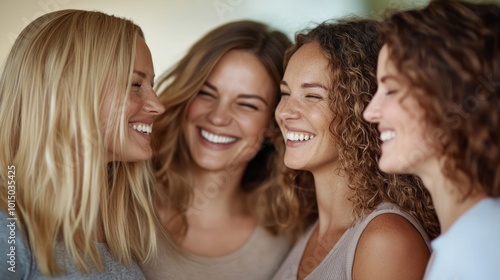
left=378, top=160, right=406, bottom=175
left=122, top=151, right=153, bottom=162
left=191, top=158, right=224, bottom=171
left=283, top=160, right=303, bottom=171
left=376, top=155, right=389, bottom=171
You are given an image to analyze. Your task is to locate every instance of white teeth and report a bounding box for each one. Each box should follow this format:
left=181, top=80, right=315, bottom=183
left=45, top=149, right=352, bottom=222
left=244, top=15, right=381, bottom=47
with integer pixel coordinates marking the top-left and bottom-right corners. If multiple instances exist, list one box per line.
left=286, top=131, right=315, bottom=142
left=201, top=129, right=237, bottom=144
left=130, top=123, right=152, bottom=135
left=380, top=131, right=396, bottom=142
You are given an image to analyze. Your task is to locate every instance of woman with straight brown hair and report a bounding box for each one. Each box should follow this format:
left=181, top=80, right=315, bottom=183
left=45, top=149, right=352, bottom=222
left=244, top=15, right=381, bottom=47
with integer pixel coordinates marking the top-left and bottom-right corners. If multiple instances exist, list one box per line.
left=143, top=20, right=316, bottom=280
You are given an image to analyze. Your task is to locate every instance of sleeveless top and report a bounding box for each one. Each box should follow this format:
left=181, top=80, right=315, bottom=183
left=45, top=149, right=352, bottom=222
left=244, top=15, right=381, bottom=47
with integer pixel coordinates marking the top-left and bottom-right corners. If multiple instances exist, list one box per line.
left=272, top=202, right=431, bottom=280
left=142, top=226, right=291, bottom=280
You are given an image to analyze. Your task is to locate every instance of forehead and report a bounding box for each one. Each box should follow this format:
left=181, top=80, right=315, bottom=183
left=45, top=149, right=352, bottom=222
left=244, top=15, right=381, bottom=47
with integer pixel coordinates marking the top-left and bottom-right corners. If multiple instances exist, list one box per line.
left=210, top=50, right=267, bottom=77
left=134, top=36, right=154, bottom=79
left=292, top=41, right=327, bottom=63
left=206, top=50, right=276, bottom=102
left=377, top=45, right=397, bottom=78
left=283, top=42, right=330, bottom=84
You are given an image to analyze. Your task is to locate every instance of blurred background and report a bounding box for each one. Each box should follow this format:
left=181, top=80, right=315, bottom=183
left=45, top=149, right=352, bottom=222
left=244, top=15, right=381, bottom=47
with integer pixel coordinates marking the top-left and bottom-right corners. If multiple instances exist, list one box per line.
left=0, top=0, right=432, bottom=76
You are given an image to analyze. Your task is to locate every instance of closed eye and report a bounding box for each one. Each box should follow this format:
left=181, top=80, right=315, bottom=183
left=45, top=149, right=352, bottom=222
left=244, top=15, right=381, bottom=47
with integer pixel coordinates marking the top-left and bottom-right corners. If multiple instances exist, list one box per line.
left=198, top=90, right=216, bottom=98
left=305, top=94, right=323, bottom=100
left=280, top=92, right=290, bottom=97
left=130, top=83, right=142, bottom=94
left=237, top=103, right=258, bottom=110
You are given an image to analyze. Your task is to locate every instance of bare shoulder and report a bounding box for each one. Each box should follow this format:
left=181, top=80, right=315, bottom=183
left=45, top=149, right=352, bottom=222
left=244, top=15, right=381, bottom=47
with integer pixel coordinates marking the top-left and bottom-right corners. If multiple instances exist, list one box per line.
left=352, top=213, right=430, bottom=280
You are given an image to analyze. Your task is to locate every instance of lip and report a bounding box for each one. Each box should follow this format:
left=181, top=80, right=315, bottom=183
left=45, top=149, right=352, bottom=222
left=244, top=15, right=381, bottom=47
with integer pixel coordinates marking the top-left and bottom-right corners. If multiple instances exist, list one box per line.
left=377, top=125, right=393, bottom=133
left=128, top=118, right=155, bottom=140
left=283, top=125, right=315, bottom=135
left=282, top=126, right=316, bottom=148
left=377, top=127, right=396, bottom=149
left=129, top=118, right=155, bottom=125
left=130, top=127, right=151, bottom=141
left=197, top=127, right=239, bottom=149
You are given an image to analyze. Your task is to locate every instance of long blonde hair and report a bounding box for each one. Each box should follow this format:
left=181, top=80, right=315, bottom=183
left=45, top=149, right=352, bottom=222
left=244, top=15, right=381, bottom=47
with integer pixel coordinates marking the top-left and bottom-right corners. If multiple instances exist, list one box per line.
left=0, top=10, right=161, bottom=275
left=152, top=20, right=316, bottom=241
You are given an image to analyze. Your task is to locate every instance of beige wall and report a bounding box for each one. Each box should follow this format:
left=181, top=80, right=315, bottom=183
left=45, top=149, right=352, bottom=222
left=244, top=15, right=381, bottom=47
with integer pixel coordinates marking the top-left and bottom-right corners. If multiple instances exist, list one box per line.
left=0, top=0, right=367, bottom=77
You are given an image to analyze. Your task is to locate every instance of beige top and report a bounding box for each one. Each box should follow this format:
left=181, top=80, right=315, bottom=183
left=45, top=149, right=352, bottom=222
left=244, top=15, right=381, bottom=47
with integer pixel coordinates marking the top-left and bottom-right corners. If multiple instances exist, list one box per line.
left=272, top=202, right=431, bottom=280
left=142, top=226, right=291, bottom=280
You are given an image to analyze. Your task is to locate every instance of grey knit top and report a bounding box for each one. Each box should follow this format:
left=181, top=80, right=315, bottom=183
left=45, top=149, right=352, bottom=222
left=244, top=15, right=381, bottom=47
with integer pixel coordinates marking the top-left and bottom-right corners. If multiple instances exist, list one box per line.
left=0, top=210, right=146, bottom=280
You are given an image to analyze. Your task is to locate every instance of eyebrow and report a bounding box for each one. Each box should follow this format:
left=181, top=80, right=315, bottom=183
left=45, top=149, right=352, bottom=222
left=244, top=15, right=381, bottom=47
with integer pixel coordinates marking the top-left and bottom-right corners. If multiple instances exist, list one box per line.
left=134, top=70, right=155, bottom=80
left=280, top=80, right=328, bottom=90
left=204, top=81, right=217, bottom=91
left=204, top=82, right=268, bottom=106
left=380, top=75, right=400, bottom=83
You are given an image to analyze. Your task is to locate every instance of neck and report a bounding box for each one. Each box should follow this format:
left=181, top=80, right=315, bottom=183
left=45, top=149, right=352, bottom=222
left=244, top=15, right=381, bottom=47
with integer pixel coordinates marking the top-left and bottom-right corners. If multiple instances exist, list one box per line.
left=312, top=165, right=354, bottom=237
left=186, top=164, right=251, bottom=227
left=417, top=161, right=487, bottom=233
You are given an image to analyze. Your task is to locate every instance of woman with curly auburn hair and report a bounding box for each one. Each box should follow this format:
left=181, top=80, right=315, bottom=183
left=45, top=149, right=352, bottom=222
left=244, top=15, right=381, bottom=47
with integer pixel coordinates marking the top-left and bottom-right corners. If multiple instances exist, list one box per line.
left=272, top=17, right=439, bottom=280
left=143, top=20, right=316, bottom=280
left=363, top=1, right=500, bottom=279
left=0, top=9, right=167, bottom=279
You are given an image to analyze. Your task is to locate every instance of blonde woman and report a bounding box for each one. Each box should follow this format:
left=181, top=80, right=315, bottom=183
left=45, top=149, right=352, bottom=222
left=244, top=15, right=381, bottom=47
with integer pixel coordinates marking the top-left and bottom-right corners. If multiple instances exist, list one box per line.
left=0, top=10, right=166, bottom=278
left=143, top=21, right=317, bottom=280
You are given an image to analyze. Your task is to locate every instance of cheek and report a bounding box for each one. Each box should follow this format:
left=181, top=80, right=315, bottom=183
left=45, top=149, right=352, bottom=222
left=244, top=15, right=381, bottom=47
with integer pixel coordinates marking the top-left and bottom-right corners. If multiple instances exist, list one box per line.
left=240, top=114, right=271, bottom=139
left=411, top=122, right=437, bottom=154
left=186, top=99, right=207, bottom=121
left=400, top=104, right=429, bottom=147
left=313, top=106, right=333, bottom=130
left=125, top=102, right=140, bottom=121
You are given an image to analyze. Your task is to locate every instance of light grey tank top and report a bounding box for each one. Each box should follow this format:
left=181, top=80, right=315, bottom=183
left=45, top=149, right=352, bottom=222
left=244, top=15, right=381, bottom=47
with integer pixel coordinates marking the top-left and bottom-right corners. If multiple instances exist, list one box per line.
left=142, top=226, right=291, bottom=280
left=272, top=202, right=431, bottom=280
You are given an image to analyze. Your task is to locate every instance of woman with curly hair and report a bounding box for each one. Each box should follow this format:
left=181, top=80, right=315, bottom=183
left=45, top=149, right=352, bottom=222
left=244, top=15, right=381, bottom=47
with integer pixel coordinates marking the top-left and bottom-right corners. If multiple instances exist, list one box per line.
left=0, top=10, right=166, bottom=278
left=142, top=20, right=316, bottom=280
left=272, top=18, right=439, bottom=280
left=363, top=1, right=500, bottom=279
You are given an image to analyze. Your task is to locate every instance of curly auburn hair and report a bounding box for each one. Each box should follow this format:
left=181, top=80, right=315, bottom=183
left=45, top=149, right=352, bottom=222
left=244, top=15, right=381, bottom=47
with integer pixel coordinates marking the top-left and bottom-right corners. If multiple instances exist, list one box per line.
left=151, top=20, right=315, bottom=241
left=381, top=0, right=500, bottom=198
left=281, top=17, right=440, bottom=238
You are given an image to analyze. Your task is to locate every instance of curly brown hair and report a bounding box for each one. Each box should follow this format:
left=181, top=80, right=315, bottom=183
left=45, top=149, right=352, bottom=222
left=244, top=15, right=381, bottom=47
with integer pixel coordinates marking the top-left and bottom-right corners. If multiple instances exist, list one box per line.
left=282, top=17, right=440, bottom=238
left=381, top=0, right=500, bottom=198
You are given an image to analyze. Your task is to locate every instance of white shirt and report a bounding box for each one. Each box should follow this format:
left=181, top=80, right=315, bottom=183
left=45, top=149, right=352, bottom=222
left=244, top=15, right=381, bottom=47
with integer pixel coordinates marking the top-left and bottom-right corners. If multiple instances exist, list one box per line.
left=424, top=197, right=500, bottom=280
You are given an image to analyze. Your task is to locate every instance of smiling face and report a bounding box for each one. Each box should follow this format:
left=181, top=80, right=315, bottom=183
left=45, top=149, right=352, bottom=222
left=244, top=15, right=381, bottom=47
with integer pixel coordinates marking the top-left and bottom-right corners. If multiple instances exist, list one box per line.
left=184, top=50, right=276, bottom=173
left=101, top=36, right=165, bottom=162
left=363, top=44, right=437, bottom=175
left=275, top=42, right=338, bottom=174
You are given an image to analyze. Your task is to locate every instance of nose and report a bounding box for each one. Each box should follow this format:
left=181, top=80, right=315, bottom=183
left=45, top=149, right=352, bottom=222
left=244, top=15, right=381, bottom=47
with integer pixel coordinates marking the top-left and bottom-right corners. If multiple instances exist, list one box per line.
left=275, top=95, right=300, bottom=122
left=207, top=101, right=231, bottom=126
left=143, top=90, right=166, bottom=115
left=363, top=93, right=381, bottom=123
